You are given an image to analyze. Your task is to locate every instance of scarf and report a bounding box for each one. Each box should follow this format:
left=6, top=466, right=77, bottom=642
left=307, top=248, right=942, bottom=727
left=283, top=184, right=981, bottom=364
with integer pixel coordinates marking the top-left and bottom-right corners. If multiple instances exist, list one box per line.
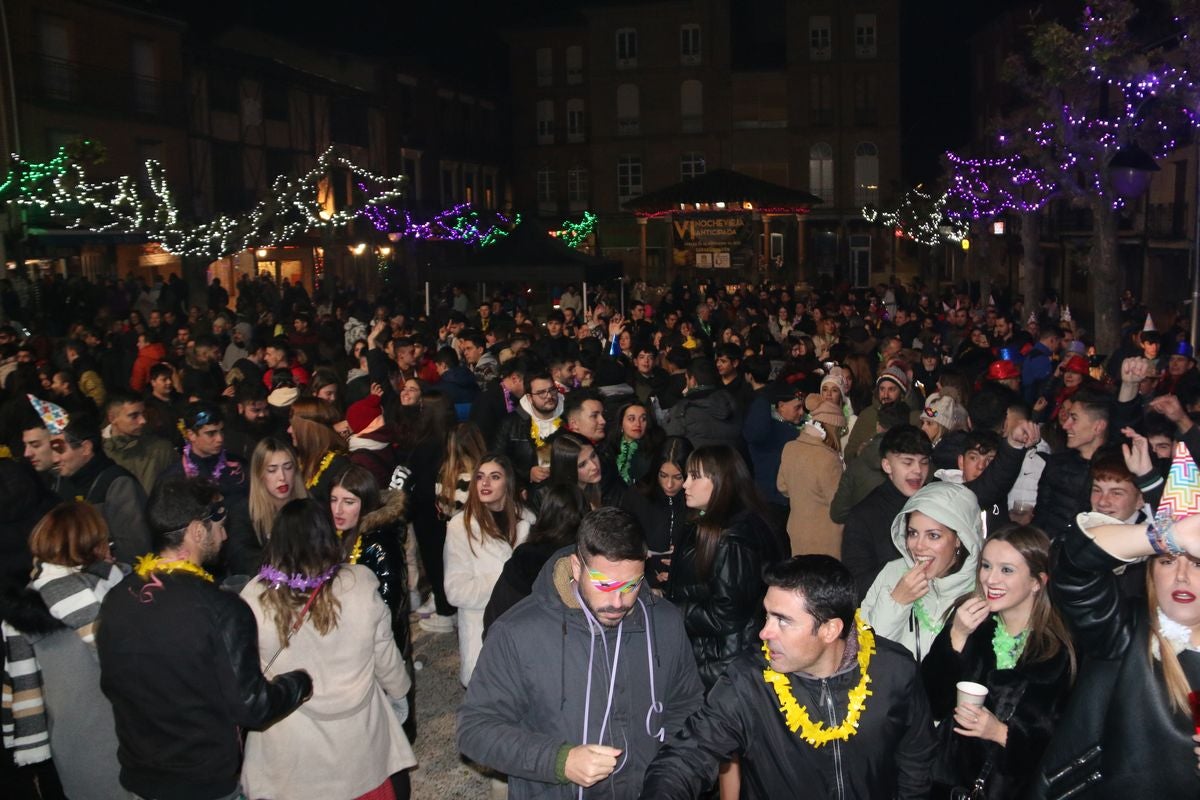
left=2, top=562, right=124, bottom=765
left=519, top=393, right=564, bottom=441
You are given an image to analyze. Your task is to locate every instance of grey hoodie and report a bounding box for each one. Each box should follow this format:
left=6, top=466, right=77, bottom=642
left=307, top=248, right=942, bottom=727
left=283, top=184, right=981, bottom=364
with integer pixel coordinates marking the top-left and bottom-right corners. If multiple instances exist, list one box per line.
left=458, top=548, right=704, bottom=799
left=861, top=482, right=983, bottom=660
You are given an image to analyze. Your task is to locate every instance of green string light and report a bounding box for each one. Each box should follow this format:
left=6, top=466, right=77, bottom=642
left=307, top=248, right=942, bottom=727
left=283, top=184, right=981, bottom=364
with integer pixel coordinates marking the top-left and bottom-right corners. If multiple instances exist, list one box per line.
left=551, top=211, right=596, bottom=249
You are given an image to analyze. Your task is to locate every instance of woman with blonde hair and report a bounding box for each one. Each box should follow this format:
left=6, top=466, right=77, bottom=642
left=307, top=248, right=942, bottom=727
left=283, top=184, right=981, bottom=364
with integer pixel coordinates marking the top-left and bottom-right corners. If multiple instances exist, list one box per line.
left=777, top=396, right=847, bottom=558
left=442, top=452, right=535, bottom=686
left=921, top=525, right=1074, bottom=799
left=241, top=499, right=415, bottom=800
left=248, top=437, right=308, bottom=549
left=1, top=501, right=124, bottom=799
left=289, top=397, right=350, bottom=499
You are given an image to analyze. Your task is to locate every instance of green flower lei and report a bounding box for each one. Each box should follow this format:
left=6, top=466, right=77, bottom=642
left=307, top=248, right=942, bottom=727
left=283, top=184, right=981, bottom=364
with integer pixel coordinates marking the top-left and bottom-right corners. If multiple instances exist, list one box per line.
left=617, top=438, right=638, bottom=485
left=912, top=597, right=944, bottom=635
left=991, top=615, right=1029, bottom=670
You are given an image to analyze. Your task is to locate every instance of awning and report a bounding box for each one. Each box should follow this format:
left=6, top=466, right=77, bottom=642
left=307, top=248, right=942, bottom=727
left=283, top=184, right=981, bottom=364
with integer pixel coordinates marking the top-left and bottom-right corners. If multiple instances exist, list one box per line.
left=624, top=169, right=821, bottom=215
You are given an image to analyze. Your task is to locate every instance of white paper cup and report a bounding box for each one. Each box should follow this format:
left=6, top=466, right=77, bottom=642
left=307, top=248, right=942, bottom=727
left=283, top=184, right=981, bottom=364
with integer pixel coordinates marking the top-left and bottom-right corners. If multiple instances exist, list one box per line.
left=956, top=681, right=988, bottom=707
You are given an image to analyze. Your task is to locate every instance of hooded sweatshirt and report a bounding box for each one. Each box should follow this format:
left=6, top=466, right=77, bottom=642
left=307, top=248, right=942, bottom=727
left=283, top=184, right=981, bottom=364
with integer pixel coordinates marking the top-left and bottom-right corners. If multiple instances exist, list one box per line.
left=861, top=482, right=983, bottom=661
left=457, top=549, right=704, bottom=799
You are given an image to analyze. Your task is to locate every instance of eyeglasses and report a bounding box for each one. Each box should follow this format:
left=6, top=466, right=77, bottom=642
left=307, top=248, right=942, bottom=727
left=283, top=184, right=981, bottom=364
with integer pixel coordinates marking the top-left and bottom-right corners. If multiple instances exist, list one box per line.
left=584, top=564, right=645, bottom=595
left=529, top=388, right=557, bottom=398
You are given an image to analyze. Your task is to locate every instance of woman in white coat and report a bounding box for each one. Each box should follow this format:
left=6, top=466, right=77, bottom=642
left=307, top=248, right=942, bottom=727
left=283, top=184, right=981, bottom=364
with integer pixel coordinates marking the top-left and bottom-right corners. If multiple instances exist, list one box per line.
left=862, top=481, right=983, bottom=661
left=443, top=452, right=536, bottom=686
left=241, top=498, right=415, bottom=800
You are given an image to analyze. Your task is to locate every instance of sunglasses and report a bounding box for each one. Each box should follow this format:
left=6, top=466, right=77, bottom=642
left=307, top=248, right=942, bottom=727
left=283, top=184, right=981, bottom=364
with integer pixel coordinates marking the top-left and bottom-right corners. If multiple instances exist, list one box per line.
left=585, top=565, right=645, bottom=595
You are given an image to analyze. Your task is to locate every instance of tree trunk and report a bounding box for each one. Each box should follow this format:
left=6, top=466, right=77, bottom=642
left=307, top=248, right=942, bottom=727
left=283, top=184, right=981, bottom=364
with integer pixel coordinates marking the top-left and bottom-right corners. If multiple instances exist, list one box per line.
left=1090, top=202, right=1121, bottom=356
left=1019, top=211, right=1044, bottom=311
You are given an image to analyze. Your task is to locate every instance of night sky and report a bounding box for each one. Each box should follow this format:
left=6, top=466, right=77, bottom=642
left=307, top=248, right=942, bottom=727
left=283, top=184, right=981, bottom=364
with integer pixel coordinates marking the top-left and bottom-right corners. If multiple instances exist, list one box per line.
left=156, top=0, right=1028, bottom=185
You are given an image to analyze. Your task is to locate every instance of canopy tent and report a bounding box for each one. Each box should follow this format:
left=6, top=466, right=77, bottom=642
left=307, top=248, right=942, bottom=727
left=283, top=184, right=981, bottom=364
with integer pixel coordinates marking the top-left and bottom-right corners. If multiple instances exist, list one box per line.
left=623, top=168, right=822, bottom=215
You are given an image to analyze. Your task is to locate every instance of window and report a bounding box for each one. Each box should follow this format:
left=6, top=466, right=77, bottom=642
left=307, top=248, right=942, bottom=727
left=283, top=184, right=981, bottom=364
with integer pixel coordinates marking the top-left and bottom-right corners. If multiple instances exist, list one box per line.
left=130, top=39, right=159, bottom=115
left=681, top=80, right=703, bottom=133
left=537, top=167, right=557, bottom=211
left=441, top=162, right=459, bottom=205
left=617, top=156, right=643, bottom=205
left=854, top=142, right=879, bottom=206
left=808, top=143, right=834, bottom=204
left=809, top=16, right=832, bottom=60
left=38, top=16, right=75, bottom=102
left=853, top=75, right=878, bottom=126
left=463, top=166, right=478, bottom=205
left=483, top=170, right=495, bottom=208
left=536, top=48, right=553, bottom=86
left=850, top=234, right=872, bottom=286
left=211, top=142, right=245, bottom=214
left=616, top=28, right=638, bottom=67
left=536, top=99, right=555, bottom=144
left=681, top=152, right=706, bottom=181
left=855, top=14, right=877, bottom=58
left=809, top=75, right=833, bottom=126
left=567, top=99, right=586, bottom=143
left=566, top=45, right=584, bottom=84
left=263, top=82, right=289, bottom=121
left=680, top=24, right=701, bottom=64
left=617, top=84, right=639, bottom=135
left=402, top=154, right=421, bottom=203
left=568, top=166, right=589, bottom=208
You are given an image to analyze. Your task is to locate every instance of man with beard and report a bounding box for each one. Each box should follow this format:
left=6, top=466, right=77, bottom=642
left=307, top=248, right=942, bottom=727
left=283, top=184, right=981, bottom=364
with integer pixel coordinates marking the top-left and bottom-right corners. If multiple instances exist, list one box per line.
left=494, top=369, right=564, bottom=487
left=458, top=507, right=703, bottom=798
left=97, top=478, right=311, bottom=800
left=223, top=381, right=276, bottom=461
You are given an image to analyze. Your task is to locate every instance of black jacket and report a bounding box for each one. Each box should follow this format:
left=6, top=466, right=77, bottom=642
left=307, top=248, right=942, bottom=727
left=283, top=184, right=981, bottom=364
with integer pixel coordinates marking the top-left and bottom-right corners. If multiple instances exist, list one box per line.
left=921, top=616, right=1073, bottom=799
left=665, top=508, right=786, bottom=690
left=639, top=635, right=937, bottom=800
left=70, top=452, right=151, bottom=562
left=469, top=382, right=514, bottom=445
left=1031, top=449, right=1093, bottom=542
left=663, top=385, right=741, bottom=449
left=493, top=404, right=540, bottom=486
left=97, top=569, right=310, bottom=800
left=481, top=538, right=563, bottom=636
left=842, top=480, right=909, bottom=600
left=1034, top=529, right=1200, bottom=798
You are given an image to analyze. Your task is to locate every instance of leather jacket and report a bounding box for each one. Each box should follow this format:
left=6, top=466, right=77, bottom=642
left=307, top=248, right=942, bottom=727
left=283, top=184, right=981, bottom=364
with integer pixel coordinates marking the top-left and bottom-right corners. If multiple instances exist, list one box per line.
left=666, top=508, right=786, bottom=689
left=1034, top=527, right=1200, bottom=798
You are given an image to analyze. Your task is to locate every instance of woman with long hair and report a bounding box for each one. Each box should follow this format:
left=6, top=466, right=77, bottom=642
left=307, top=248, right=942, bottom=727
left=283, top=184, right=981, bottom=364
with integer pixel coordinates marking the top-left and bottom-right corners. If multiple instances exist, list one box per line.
left=482, top=484, right=588, bottom=633
left=435, top=422, right=486, bottom=521
left=620, top=436, right=693, bottom=587
left=921, top=526, right=1075, bottom=799
left=862, top=482, right=984, bottom=661
left=443, top=453, right=535, bottom=686
left=547, top=431, right=605, bottom=510
left=248, top=437, right=308, bottom=548
left=329, top=465, right=416, bottom=741
left=1029, top=452, right=1200, bottom=794
left=603, top=399, right=658, bottom=487
left=309, top=367, right=344, bottom=414
left=0, top=502, right=123, bottom=800
left=667, top=444, right=786, bottom=689
left=289, top=397, right=350, bottom=500
left=777, top=396, right=847, bottom=558
left=240, top=499, right=415, bottom=800
left=842, top=353, right=876, bottom=414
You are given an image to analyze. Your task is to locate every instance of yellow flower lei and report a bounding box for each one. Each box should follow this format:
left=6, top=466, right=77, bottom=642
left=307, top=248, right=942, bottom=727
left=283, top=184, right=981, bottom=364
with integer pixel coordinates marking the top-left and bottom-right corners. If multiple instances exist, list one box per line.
left=306, top=451, right=337, bottom=490
left=336, top=530, right=365, bottom=565
left=762, top=611, right=875, bottom=747
left=530, top=415, right=562, bottom=450
left=133, top=553, right=215, bottom=583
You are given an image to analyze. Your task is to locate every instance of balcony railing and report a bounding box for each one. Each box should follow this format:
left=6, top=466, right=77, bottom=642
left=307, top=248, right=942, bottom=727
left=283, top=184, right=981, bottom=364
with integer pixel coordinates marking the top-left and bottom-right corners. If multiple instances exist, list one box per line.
left=18, top=53, right=185, bottom=124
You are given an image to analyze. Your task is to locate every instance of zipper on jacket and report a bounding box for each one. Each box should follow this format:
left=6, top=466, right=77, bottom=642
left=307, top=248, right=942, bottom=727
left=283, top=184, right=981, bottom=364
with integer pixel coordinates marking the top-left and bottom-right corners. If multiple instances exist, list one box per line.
left=820, top=678, right=845, bottom=800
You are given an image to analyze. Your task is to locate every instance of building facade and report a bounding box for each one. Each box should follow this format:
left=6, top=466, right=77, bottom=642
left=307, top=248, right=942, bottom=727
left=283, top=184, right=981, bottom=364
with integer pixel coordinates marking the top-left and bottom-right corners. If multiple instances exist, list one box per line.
left=507, top=0, right=902, bottom=286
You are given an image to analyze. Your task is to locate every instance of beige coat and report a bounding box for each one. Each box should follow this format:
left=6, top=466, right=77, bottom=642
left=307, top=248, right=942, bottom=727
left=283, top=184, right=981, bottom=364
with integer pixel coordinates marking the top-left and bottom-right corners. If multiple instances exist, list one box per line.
left=240, top=565, right=415, bottom=800
left=777, top=433, right=845, bottom=558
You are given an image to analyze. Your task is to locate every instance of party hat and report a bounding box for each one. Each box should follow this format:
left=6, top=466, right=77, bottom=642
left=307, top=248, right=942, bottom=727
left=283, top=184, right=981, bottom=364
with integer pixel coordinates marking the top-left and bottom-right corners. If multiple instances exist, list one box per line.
left=1157, top=440, right=1200, bottom=519
left=28, top=394, right=69, bottom=435
left=1061, top=305, right=1072, bottom=322
left=1143, top=312, right=1157, bottom=333
left=1028, top=311, right=1037, bottom=326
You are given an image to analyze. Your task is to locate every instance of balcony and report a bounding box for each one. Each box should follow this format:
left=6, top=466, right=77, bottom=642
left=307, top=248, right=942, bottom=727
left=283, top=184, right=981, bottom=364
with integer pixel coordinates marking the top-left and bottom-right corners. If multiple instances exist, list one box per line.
left=18, top=53, right=185, bottom=125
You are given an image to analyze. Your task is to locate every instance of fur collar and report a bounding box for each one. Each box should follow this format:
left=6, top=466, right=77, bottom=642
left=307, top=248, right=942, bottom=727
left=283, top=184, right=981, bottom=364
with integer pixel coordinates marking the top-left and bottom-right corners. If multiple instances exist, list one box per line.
left=358, top=488, right=407, bottom=532
left=0, top=587, right=65, bottom=636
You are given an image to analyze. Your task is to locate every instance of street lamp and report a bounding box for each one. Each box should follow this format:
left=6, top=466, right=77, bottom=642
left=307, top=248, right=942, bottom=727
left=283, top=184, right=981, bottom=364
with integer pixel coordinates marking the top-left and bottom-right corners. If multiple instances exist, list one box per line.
left=1109, top=143, right=1160, bottom=200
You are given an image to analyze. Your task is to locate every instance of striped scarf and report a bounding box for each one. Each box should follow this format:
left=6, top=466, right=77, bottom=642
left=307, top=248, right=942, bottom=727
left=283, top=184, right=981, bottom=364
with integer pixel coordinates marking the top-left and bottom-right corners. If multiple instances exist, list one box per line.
left=1, top=561, right=123, bottom=765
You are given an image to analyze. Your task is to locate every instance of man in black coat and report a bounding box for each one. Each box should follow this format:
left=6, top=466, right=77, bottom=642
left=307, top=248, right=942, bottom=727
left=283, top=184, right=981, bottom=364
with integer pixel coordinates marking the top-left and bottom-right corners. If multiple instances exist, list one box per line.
left=470, top=357, right=528, bottom=445
left=640, top=555, right=935, bottom=800
left=493, top=368, right=563, bottom=488
left=1032, top=389, right=1110, bottom=542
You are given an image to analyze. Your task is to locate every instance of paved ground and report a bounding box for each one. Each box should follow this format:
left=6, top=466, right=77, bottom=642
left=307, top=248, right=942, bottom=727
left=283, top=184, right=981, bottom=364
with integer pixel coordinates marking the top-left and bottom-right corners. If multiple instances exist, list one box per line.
left=409, top=623, right=499, bottom=799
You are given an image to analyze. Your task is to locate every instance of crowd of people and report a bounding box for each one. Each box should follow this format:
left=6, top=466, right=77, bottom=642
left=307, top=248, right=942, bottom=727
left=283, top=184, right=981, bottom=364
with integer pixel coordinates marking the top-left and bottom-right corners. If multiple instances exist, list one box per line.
left=1, top=269, right=1199, bottom=799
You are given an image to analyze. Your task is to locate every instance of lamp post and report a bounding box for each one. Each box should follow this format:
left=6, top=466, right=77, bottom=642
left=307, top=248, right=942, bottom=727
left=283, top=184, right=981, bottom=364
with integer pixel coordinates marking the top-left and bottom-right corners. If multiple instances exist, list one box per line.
left=1107, top=144, right=1169, bottom=343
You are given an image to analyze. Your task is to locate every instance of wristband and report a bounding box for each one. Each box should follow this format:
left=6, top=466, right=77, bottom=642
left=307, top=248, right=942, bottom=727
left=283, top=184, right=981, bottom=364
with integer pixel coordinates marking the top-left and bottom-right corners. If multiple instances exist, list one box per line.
left=1159, top=517, right=1186, bottom=556
left=1146, top=521, right=1168, bottom=555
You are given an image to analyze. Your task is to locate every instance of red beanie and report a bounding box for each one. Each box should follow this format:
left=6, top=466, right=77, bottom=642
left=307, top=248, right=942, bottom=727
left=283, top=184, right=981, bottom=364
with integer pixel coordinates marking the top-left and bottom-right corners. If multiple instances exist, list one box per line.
left=345, top=395, right=383, bottom=435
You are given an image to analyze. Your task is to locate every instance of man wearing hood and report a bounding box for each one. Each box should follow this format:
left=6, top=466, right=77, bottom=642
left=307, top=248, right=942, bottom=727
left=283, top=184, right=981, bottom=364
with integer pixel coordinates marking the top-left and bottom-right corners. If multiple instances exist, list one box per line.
left=640, top=555, right=935, bottom=800
left=494, top=369, right=564, bottom=487
left=663, top=358, right=740, bottom=449
left=458, top=507, right=703, bottom=799
left=221, top=321, right=254, bottom=372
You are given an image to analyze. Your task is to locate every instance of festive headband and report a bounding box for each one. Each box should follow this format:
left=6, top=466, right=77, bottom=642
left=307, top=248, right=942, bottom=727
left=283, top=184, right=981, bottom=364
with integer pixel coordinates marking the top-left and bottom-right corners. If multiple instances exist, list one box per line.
left=256, top=563, right=340, bottom=592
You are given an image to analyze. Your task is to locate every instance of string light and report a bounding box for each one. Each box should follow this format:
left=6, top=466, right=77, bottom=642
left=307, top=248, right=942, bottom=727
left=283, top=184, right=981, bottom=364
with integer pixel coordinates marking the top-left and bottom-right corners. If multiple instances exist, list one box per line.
left=862, top=189, right=966, bottom=246
left=550, top=211, right=596, bottom=249
left=362, top=199, right=520, bottom=247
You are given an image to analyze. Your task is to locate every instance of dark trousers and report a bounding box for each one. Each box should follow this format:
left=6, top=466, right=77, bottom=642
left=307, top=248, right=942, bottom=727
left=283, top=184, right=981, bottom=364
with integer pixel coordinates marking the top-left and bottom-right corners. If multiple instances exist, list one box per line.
left=412, top=512, right=455, bottom=616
